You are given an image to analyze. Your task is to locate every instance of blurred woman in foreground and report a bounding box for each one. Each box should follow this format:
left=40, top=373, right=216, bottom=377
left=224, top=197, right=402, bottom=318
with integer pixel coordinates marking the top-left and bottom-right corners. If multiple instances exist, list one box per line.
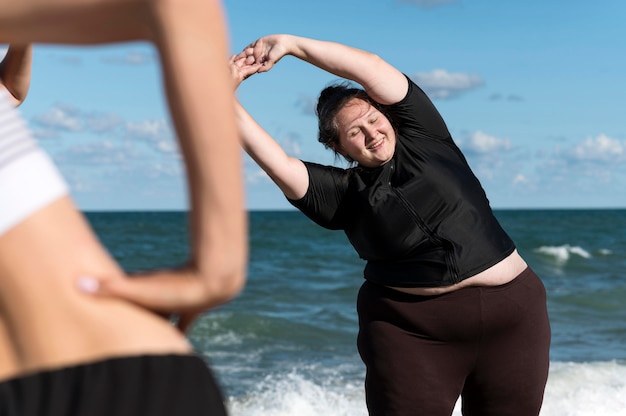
left=0, top=0, right=246, bottom=414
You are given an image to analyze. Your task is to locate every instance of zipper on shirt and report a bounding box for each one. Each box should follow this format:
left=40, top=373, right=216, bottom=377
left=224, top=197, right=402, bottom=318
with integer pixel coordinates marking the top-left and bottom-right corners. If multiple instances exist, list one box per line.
left=391, top=187, right=461, bottom=284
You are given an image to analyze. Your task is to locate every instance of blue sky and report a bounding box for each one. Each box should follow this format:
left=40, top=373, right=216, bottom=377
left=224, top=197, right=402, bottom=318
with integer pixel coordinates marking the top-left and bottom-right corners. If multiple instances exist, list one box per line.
left=4, top=0, right=626, bottom=211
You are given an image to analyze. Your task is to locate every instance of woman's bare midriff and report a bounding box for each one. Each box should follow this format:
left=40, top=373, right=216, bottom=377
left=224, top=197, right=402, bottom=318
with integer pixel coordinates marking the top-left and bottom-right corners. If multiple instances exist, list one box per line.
left=388, top=250, right=528, bottom=296
left=0, top=197, right=191, bottom=382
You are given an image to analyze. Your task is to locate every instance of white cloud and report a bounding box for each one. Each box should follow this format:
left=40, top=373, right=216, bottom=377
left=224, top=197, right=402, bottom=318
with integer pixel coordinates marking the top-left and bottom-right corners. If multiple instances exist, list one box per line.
left=245, top=167, right=270, bottom=184
left=55, top=135, right=183, bottom=184
left=64, top=140, right=132, bottom=165
left=125, top=119, right=169, bottom=141
left=30, top=103, right=182, bottom=182
left=410, top=69, right=483, bottom=99
left=567, top=134, right=624, bottom=163
left=532, top=134, right=626, bottom=194
left=280, top=133, right=302, bottom=157
left=510, top=174, right=541, bottom=193
left=144, top=161, right=183, bottom=179
left=31, top=103, right=179, bottom=155
left=34, top=104, right=82, bottom=132
left=462, top=131, right=511, bottom=155
left=85, top=113, right=122, bottom=134
left=124, top=119, right=179, bottom=154
left=513, top=174, right=529, bottom=185
left=456, top=131, right=513, bottom=183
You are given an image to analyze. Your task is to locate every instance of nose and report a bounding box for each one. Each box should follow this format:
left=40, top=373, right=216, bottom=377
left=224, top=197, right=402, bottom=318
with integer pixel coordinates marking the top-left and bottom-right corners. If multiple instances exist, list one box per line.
left=363, top=125, right=377, bottom=140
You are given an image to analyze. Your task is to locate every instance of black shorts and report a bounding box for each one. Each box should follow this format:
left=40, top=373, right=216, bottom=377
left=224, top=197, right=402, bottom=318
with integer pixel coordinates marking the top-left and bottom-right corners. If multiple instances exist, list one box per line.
left=0, top=354, right=228, bottom=416
left=357, top=267, right=551, bottom=416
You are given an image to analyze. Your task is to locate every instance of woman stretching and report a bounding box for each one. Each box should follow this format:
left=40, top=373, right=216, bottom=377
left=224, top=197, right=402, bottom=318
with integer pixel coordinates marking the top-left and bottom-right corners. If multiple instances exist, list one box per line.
left=231, top=34, right=550, bottom=416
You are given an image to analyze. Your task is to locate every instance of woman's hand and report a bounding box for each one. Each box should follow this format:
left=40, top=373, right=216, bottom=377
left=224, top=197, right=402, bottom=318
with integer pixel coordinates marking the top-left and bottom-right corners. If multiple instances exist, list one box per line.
left=234, top=34, right=408, bottom=105
left=77, top=259, right=246, bottom=333
left=229, top=54, right=262, bottom=89
left=234, top=34, right=291, bottom=74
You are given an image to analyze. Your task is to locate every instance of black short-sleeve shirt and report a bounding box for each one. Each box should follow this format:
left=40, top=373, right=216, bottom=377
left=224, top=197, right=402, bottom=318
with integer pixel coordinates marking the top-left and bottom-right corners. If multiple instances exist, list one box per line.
left=289, top=76, right=515, bottom=287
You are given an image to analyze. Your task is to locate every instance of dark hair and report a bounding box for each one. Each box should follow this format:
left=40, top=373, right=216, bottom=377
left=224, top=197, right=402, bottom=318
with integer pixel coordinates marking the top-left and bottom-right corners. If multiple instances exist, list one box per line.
left=316, top=81, right=392, bottom=163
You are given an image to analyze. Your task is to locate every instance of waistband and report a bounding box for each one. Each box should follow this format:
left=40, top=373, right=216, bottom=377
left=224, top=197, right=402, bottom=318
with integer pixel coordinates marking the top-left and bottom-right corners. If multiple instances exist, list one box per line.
left=0, top=354, right=227, bottom=416
left=362, top=266, right=537, bottom=302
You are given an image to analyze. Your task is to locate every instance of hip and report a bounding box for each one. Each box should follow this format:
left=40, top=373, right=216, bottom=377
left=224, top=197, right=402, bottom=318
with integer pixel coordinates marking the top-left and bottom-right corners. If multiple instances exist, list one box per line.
left=387, top=249, right=528, bottom=296
left=358, top=266, right=549, bottom=341
left=0, top=198, right=191, bottom=381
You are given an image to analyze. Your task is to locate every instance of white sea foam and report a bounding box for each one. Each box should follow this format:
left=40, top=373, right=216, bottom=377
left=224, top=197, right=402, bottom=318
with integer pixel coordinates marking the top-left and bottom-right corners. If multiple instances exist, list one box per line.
left=226, top=361, right=626, bottom=416
left=542, top=361, right=626, bottom=416
left=226, top=372, right=367, bottom=416
left=535, top=245, right=592, bottom=264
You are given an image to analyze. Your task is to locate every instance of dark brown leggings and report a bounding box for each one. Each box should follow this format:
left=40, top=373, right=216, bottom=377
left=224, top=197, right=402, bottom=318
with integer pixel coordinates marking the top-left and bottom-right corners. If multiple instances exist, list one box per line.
left=357, top=267, right=551, bottom=416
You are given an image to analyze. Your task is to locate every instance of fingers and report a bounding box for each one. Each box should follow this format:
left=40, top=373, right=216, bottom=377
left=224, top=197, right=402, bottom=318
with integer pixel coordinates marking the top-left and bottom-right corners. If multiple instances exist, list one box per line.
left=234, top=39, right=276, bottom=73
left=229, top=54, right=263, bottom=86
left=77, top=270, right=209, bottom=316
left=232, top=46, right=254, bottom=62
left=240, top=62, right=263, bottom=79
left=75, top=266, right=245, bottom=334
left=233, top=50, right=262, bottom=67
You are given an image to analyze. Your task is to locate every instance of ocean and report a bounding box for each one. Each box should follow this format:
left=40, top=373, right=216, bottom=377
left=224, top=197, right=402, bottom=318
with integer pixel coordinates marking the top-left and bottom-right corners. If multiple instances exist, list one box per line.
left=87, top=209, right=626, bottom=415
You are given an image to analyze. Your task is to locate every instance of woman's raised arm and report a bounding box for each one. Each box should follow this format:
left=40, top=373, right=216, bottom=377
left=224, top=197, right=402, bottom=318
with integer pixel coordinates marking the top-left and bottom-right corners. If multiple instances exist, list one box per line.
left=236, top=34, right=408, bottom=105
left=229, top=55, right=309, bottom=200
left=235, top=100, right=309, bottom=200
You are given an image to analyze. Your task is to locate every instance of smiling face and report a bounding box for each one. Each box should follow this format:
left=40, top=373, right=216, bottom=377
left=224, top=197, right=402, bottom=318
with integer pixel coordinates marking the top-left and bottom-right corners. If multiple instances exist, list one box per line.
left=333, top=98, right=396, bottom=168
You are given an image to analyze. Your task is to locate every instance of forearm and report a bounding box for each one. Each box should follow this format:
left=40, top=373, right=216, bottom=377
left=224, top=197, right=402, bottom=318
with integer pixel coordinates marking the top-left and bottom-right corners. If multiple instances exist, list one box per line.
left=237, top=101, right=288, bottom=173
left=284, top=35, right=379, bottom=80
left=281, top=34, right=407, bottom=104
left=0, top=45, right=33, bottom=106
left=153, top=1, right=247, bottom=303
left=0, top=0, right=154, bottom=44
left=236, top=101, right=308, bottom=200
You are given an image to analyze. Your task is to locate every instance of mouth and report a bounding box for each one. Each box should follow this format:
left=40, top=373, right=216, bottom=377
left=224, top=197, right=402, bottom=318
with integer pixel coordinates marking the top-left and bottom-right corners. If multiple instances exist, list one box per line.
left=367, top=138, right=384, bottom=151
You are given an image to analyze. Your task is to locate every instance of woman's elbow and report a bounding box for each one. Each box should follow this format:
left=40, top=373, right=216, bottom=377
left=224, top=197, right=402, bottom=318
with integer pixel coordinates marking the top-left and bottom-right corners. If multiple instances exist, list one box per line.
left=212, top=267, right=247, bottom=305
left=197, top=246, right=248, bottom=307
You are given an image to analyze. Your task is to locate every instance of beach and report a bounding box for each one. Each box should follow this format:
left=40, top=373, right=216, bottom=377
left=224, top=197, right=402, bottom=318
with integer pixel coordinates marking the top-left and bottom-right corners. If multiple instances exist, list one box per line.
left=89, top=209, right=626, bottom=415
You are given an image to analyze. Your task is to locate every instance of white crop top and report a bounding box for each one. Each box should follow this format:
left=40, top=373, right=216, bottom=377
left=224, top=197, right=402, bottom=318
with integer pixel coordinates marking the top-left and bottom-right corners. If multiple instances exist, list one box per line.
left=0, top=90, right=68, bottom=236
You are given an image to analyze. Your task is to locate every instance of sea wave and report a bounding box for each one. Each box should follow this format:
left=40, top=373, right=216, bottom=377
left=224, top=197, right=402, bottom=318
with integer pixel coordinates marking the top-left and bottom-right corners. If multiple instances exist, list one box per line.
left=542, top=361, right=626, bottom=416
left=535, top=245, right=593, bottom=264
left=226, top=371, right=365, bottom=416
left=226, top=361, right=626, bottom=416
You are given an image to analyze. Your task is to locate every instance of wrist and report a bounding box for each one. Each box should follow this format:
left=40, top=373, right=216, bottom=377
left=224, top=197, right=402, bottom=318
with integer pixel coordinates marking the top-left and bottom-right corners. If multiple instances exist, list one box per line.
left=275, top=34, right=293, bottom=55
